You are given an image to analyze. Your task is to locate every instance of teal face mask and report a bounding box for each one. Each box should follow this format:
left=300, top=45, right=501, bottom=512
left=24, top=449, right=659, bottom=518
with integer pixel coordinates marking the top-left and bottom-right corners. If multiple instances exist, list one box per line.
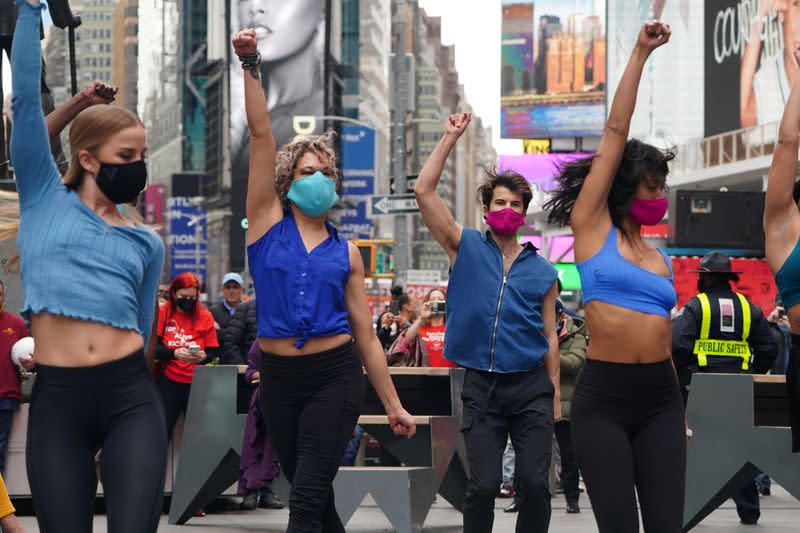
left=287, top=171, right=339, bottom=217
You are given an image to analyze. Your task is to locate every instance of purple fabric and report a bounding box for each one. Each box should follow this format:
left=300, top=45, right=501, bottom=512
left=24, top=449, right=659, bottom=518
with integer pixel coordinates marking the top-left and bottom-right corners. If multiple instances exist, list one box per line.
left=238, top=341, right=280, bottom=495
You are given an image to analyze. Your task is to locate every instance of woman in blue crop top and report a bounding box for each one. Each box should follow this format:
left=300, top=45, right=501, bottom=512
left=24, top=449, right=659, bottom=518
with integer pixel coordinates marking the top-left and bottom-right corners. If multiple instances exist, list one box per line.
left=764, top=46, right=800, bottom=453
left=543, top=21, right=685, bottom=533
left=233, top=29, right=415, bottom=532
left=6, top=2, right=167, bottom=531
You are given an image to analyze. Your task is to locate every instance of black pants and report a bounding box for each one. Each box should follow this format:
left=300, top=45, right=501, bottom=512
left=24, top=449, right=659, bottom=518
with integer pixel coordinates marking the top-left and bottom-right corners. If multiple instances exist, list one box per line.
left=788, top=335, right=800, bottom=453
left=27, top=350, right=167, bottom=533
left=0, top=407, right=14, bottom=475
left=553, top=420, right=579, bottom=505
left=571, top=358, right=685, bottom=533
left=157, top=375, right=192, bottom=439
left=461, top=365, right=554, bottom=533
left=260, top=341, right=364, bottom=533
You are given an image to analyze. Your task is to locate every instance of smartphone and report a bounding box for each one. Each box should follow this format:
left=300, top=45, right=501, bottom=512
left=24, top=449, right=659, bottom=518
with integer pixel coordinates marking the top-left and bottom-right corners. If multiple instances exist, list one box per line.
left=431, top=301, right=446, bottom=314
left=189, top=345, right=200, bottom=355
left=389, top=300, right=400, bottom=315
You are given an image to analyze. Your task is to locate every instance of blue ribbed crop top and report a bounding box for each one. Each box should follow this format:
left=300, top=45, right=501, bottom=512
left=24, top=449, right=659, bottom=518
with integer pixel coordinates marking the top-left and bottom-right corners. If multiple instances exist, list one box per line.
left=576, top=226, right=676, bottom=317
left=247, top=209, right=352, bottom=348
left=11, top=1, right=164, bottom=345
left=776, top=239, right=800, bottom=311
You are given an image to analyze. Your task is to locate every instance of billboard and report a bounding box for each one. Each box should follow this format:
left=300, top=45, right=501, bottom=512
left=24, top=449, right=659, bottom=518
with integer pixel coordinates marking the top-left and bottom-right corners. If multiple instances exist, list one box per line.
left=339, top=125, right=375, bottom=240
left=704, top=1, right=800, bottom=137
left=498, top=153, right=591, bottom=191
left=500, top=0, right=606, bottom=138
left=167, top=197, right=208, bottom=283
left=228, top=0, right=328, bottom=270
left=608, top=1, right=797, bottom=142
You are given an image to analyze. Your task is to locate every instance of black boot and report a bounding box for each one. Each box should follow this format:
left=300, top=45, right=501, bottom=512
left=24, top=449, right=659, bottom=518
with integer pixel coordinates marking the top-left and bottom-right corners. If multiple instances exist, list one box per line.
left=239, top=492, right=258, bottom=511
left=566, top=501, right=581, bottom=514
left=259, top=487, right=286, bottom=509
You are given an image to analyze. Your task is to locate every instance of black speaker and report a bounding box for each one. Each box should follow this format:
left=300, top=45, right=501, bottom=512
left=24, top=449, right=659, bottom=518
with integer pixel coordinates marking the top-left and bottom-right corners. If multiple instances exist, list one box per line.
left=671, top=190, right=764, bottom=251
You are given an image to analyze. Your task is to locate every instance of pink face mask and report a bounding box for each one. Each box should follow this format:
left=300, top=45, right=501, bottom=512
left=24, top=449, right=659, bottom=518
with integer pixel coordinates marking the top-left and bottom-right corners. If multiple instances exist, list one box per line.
left=628, top=197, right=668, bottom=226
left=485, top=208, right=526, bottom=237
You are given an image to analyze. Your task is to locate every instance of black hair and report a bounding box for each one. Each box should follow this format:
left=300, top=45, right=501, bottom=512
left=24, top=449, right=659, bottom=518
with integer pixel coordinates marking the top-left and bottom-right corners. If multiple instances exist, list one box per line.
left=390, top=285, right=404, bottom=299
left=397, top=293, right=411, bottom=309
left=544, top=139, right=675, bottom=238
left=793, top=181, right=800, bottom=205
left=477, top=166, right=534, bottom=213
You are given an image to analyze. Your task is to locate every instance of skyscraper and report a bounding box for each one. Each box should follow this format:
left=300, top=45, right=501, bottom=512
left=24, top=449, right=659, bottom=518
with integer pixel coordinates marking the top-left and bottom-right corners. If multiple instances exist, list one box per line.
left=112, top=0, right=138, bottom=112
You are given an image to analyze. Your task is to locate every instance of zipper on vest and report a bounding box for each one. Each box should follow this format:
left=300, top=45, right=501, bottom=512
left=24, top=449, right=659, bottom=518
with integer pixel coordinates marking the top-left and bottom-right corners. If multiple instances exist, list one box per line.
left=489, top=274, right=507, bottom=371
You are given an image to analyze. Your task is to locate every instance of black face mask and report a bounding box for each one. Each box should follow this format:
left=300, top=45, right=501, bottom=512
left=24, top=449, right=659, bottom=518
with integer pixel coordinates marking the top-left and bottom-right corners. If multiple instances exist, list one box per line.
left=95, top=159, right=147, bottom=204
left=175, top=297, right=197, bottom=314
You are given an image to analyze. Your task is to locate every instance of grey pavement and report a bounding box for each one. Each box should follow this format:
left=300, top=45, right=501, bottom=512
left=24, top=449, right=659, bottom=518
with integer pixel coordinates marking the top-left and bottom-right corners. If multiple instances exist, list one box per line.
left=11, top=486, right=800, bottom=532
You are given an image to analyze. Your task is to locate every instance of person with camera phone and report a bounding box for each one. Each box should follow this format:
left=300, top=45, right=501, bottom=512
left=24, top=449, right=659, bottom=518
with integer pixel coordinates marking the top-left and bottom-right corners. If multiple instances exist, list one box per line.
left=155, top=273, right=220, bottom=446
left=388, top=289, right=454, bottom=368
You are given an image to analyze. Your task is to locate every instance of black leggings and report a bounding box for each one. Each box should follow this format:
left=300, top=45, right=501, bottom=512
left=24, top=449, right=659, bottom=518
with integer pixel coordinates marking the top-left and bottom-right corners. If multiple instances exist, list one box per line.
left=571, top=358, right=685, bottom=533
left=788, top=335, right=800, bottom=453
left=27, top=350, right=167, bottom=533
left=157, top=375, right=192, bottom=439
left=260, top=341, right=364, bottom=533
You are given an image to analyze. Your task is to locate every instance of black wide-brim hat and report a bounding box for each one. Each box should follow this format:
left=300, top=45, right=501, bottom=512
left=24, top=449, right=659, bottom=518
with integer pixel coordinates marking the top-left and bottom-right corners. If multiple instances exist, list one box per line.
left=688, top=251, right=743, bottom=275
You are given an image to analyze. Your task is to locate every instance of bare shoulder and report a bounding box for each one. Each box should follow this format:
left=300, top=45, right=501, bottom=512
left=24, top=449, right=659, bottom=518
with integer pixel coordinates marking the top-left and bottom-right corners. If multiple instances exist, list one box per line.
left=347, top=241, right=365, bottom=274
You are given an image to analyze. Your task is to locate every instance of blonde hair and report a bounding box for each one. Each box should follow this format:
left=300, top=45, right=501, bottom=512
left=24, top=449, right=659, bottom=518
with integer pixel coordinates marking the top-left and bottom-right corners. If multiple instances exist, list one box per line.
left=0, top=105, right=145, bottom=246
left=275, top=131, right=339, bottom=206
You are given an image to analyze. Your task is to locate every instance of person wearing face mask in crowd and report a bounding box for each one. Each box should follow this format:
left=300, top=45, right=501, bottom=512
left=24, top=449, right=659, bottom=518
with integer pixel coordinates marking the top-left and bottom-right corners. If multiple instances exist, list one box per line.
left=671, top=251, right=778, bottom=525
left=387, top=288, right=454, bottom=368
left=415, top=112, right=560, bottom=533
left=544, top=21, right=685, bottom=533
left=155, top=273, right=220, bottom=444
left=233, top=29, right=416, bottom=532
left=0, top=2, right=167, bottom=531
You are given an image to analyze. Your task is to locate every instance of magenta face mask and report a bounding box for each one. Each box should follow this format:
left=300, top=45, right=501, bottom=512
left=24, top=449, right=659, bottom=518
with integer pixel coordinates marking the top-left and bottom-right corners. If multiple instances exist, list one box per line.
left=485, top=208, right=526, bottom=237
left=628, top=197, right=668, bottom=226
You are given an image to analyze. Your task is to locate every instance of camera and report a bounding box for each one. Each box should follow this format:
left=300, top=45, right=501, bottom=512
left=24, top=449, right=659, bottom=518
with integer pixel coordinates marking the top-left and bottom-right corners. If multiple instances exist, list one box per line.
left=431, top=301, right=446, bottom=314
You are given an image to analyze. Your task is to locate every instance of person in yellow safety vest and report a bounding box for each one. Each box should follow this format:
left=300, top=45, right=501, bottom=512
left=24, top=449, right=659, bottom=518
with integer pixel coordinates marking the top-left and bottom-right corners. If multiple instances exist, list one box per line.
left=672, top=251, right=779, bottom=526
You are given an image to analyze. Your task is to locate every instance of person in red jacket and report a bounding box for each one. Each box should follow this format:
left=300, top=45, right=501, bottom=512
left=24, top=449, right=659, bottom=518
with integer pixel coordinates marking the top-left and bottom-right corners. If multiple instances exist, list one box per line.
left=156, top=273, right=220, bottom=439
left=0, top=280, right=27, bottom=475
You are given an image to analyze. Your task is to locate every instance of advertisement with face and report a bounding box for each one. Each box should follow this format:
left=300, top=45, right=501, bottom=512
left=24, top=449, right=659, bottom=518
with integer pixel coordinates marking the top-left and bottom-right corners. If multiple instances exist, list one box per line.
left=705, top=0, right=800, bottom=136
left=500, top=0, right=606, bottom=138
left=607, top=0, right=704, bottom=145
left=229, top=0, right=327, bottom=171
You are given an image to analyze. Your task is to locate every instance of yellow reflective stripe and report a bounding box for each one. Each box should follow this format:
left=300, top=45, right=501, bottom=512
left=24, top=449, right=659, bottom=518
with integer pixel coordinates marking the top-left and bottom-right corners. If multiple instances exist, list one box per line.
left=693, top=339, right=751, bottom=357
left=697, top=293, right=711, bottom=340
left=736, top=293, right=751, bottom=342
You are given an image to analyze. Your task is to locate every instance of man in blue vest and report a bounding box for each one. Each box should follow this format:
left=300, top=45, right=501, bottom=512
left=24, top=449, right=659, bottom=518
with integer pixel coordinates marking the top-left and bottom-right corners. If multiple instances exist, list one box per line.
left=415, top=112, right=560, bottom=533
left=672, top=251, right=779, bottom=525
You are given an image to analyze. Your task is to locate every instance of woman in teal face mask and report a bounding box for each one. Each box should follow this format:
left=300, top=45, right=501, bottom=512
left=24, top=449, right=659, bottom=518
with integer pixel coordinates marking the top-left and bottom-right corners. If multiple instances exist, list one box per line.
left=233, top=28, right=416, bottom=532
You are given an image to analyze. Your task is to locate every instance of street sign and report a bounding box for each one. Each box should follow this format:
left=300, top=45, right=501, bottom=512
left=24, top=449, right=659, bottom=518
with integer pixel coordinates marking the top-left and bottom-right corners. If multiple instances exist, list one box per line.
left=406, top=269, right=442, bottom=284
left=369, top=194, right=419, bottom=216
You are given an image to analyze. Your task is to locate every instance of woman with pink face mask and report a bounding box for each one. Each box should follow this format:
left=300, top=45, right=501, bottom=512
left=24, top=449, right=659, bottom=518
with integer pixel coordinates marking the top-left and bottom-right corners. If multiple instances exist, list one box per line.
left=544, top=20, right=685, bottom=533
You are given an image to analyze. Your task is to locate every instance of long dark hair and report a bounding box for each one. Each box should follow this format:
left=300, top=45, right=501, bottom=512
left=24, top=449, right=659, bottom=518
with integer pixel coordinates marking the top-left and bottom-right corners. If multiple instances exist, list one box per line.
left=544, top=139, right=675, bottom=238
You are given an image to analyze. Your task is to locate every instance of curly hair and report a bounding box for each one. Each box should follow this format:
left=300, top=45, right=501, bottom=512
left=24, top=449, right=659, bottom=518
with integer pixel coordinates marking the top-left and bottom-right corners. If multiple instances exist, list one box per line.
left=275, top=131, right=339, bottom=206
left=544, top=139, right=675, bottom=238
left=476, top=166, right=534, bottom=212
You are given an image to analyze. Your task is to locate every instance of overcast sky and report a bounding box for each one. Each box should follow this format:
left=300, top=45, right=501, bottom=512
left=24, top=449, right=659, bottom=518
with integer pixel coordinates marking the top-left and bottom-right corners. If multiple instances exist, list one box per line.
left=419, top=0, right=520, bottom=155
left=2, top=0, right=519, bottom=154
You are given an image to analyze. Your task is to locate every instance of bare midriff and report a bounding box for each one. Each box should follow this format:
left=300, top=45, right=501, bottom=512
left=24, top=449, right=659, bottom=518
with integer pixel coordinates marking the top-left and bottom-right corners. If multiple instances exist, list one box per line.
left=583, top=301, right=672, bottom=364
left=258, top=333, right=353, bottom=357
left=30, top=312, right=144, bottom=367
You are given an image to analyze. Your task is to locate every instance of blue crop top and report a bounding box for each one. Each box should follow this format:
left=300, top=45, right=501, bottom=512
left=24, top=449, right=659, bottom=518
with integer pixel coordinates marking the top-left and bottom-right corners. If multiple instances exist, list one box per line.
left=776, top=239, right=800, bottom=311
left=247, top=209, right=352, bottom=348
left=577, top=226, right=676, bottom=317
left=11, top=1, right=164, bottom=344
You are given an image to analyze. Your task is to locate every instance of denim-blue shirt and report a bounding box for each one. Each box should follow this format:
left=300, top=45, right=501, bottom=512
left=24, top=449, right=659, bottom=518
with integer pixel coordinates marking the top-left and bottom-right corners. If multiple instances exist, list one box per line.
left=444, top=228, right=558, bottom=373
left=11, top=1, right=163, bottom=345
left=248, top=209, right=352, bottom=348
